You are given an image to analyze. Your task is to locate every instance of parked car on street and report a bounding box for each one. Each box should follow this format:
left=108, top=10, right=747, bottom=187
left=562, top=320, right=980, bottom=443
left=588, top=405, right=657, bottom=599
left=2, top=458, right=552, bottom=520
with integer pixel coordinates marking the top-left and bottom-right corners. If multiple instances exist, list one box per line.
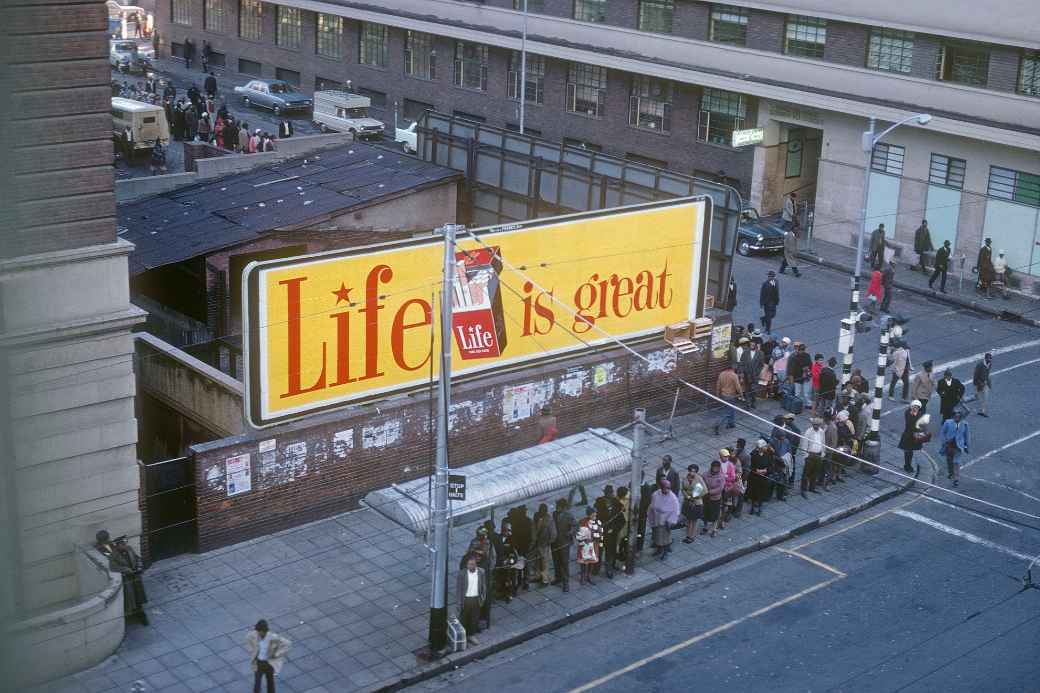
left=234, top=79, right=313, bottom=116
left=395, top=121, right=418, bottom=153
left=110, top=40, right=150, bottom=74
left=736, top=207, right=786, bottom=256
left=311, top=91, right=385, bottom=140
left=111, top=97, right=169, bottom=150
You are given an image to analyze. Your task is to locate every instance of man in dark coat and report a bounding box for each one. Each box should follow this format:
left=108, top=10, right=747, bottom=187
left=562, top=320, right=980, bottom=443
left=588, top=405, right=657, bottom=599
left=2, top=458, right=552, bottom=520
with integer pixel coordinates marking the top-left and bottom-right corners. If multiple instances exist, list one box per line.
left=976, top=238, right=994, bottom=292
left=869, top=223, right=886, bottom=270
left=97, top=532, right=149, bottom=625
left=278, top=119, right=294, bottom=138
left=183, top=38, right=195, bottom=69
left=655, top=455, right=680, bottom=493
left=551, top=499, right=575, bottom=591
left=880, top=260, right=896, bottom=313
left=815, top=357, right=838, bottom=416
left=593, top=486, right=623, bottom=578
left=759, top=270, right=780, bottom=333
left=788, top=342, right=812, bottom=402
left=456, top=556, right=487, bottom=645
left=743, top=339, right=765, bottom=410
left=913, top=220, right=933, bottom=272
left=204, top=71, right=218, bottom=99
left=936, top=369, right=965, bottom=422
left=929, top=240, right=951, bottom=293
left=972, top=353, right=993, bottom=417
left=508, top=506, right=533, bottom=588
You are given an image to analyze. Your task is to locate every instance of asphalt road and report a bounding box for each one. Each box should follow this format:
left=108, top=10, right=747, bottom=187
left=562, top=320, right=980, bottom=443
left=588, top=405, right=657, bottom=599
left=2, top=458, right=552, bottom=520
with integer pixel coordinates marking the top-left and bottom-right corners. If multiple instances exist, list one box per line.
left=405, top=251, right=1040, bottom=693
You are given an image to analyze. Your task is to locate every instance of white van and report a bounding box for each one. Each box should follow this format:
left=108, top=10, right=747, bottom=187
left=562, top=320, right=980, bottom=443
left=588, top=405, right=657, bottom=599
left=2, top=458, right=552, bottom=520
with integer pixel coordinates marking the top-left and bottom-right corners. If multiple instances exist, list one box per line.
left=311, top=91, right=385, bottom=140
left=111, top=97, right=169, bottom=150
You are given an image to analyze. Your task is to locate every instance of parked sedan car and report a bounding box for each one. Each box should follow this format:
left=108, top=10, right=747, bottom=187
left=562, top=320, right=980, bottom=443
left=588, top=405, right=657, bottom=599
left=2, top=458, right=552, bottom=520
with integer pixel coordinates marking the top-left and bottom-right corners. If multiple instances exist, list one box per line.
left=395, top=121, right=418, bottom=153
left=109, top=40, right=139, bottom=71
left=736, top=208, right=786, bottom=256
left=234, top=80, right=313, bottom=116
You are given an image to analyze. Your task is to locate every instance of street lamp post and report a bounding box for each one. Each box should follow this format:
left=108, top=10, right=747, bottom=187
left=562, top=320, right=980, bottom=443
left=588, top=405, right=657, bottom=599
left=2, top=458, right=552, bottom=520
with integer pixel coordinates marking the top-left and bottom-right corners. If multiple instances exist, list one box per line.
left=843, top=112, right=932, bottom=383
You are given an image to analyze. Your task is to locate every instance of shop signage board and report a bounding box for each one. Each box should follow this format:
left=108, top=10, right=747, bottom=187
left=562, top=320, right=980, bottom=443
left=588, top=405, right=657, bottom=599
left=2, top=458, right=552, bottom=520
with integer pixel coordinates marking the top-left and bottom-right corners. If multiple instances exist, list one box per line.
left=242, top=196, right=713, bottom=428
left=731, top=128, right=765, bottom=148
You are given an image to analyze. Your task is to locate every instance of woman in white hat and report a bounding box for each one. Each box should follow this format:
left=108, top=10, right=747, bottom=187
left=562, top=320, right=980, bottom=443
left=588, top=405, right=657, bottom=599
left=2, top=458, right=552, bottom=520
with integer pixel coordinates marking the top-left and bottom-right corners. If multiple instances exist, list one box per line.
left=898, top=401, right=930, bottom=473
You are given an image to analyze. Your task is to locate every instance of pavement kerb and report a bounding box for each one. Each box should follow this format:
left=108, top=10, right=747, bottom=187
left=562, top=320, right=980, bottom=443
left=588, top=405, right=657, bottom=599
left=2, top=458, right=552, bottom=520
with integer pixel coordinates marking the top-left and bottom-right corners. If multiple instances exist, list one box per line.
left=797, top=250, right=1040, bottom=329
left=367, top=473, right=913, bottom=693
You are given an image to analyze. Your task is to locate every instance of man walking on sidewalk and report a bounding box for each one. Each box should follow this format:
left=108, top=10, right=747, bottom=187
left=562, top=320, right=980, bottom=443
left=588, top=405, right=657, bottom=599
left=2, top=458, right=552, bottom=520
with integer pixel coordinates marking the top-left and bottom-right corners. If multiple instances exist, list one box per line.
left=245, top=620, right=290, bottom=693
left=911, top=360, right=935, bottom=412
left=760, top=270, right=780, bottom=333
left=936, top=369, right=965, bottom=422
left=938, top=410, right=970, bottom=487
left=714, top=364, right=743, bottom=436
left=972, top=352, right=993, bottom=417
left=929, top=240, right=951, bottom=293
left=880, top=260, right=896, bottom=313
left=782, top=191, right=798, bottom=230
left=779, top=228, right=802, bottom=277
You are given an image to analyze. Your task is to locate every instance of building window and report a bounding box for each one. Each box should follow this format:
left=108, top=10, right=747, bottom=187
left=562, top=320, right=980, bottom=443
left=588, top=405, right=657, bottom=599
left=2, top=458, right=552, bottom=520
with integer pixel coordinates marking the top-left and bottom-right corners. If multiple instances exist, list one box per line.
left=563, top=137, right=602, bottom=152
left=204, top=0, right=225, bottom=33
left=697, top=87, right=746, bottom=146
left=276, top=7, right=302, bottom=49
left=453, top=110, right=486, bottom=123
left=508, top=52, right=545, bottom=104
left=172, top=0, right=191, bottom=25
left=453, top=41, right=488, bottom=91
left=929, top=154, right=966, bottom=190
left=784, top=16, right=827, bottom=59
left=316, top=13, right=344, bottom=60
left=1018, top=51, right=1040, bottom=97
left=709, top=5, right=748, bottom=45
left=628, top=76, right=672, bottom=132
left=275, top=67, right=300, bottom=85
left=239, top=0, right=262, bottom=41
left=403, top=98, right=435, bottom=124
left=358, top=87, right=387, bottom=109
left=867, top=29, right=914, bottom=74
left=566, top=62, right=607, bottom=117
left=625, top=153, right=668, bottom=169
left=988, top=167, right=1040, bottom=207
left=316, top=76, right=343, bottom=91
left=238, top=58, right=262, bottom=76
left=359, top=23, right=389, bottom=68
left=513, top=0, right=544, bottom=10
left=638, top=0, right=673, bottom=33
left=404, top=31, right=436, bottom=80
left=871, top=143, right=905, bottom=176
left=574, top=0, right=607, bottom=22
left=936, top=42, right=989, bottom=87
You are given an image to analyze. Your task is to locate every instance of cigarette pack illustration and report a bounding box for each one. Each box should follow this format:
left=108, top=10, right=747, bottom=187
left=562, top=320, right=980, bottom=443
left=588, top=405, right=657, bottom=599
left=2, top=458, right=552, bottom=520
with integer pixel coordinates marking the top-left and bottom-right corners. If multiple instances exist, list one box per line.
left=452, top=246, right=508, bottom=360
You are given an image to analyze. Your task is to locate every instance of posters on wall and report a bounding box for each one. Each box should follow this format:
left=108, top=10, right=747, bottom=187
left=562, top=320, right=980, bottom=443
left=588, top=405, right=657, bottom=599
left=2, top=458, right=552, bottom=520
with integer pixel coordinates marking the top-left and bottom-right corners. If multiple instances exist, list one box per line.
left=226, top=453, right=252, bottom=496
left=333, top=429, right=354, bottom=460
left=712, top=323, right=732, bottom=360
left=502, top=380, right=554, bottom=424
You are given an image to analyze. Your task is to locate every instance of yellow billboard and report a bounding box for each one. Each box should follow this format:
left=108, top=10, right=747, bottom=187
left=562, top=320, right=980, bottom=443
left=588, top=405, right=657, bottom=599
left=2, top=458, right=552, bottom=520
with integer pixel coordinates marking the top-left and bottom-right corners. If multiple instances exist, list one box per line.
left=243, top=196, right=711, bottom=428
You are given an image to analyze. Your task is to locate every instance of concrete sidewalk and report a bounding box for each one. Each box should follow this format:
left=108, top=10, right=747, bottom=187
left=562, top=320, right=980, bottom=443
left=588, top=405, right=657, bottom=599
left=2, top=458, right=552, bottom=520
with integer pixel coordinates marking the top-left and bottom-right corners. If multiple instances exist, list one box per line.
left=36, top=398, right=912, bottom=693
left=799, top=238, right=1040, bottom=327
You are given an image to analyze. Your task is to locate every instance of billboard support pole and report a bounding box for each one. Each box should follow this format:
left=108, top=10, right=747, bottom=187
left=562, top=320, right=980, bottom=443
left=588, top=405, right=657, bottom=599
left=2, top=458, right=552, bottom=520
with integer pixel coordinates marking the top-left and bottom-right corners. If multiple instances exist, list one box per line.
left=429, top=223, right=459, bottom=653
left=625, top=408, right=646, bottom=575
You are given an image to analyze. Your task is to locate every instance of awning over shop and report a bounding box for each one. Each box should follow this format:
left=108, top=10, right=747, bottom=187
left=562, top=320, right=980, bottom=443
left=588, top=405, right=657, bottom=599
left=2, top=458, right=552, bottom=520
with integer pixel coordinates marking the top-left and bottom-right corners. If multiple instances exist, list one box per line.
left=363, top=428, right=633, bottom=536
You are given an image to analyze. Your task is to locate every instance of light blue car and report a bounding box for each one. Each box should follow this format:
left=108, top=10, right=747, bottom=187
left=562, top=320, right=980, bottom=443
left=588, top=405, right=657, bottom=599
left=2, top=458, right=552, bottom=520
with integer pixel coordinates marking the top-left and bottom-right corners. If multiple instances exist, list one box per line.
left=233, top=79, right=313, bottom=116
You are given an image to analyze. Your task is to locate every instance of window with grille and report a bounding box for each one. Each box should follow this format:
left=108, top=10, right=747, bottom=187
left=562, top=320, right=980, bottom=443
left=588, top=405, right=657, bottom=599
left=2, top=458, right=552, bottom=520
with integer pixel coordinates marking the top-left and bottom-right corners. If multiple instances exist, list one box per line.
left=513, top=0, right=544, bottom=10
left=358, top=87, right=387, bottom=109
left=239, top=0, right=262, bottom=41
left=784, top=16, right=826, bottom=59
left=988, top=167, right=1040, bottom=207
left=316, top=14, right=343, bottom=59
left=929, top=154, right=966, bottom=190
left=360, top=23, right=389, bottom=67
left=639, top=0, right=673, bottom=33
left=709, top=5, right=748, bottom=45
left=172, top=0, right=191, bottom=25
left=566, top=62, right=607, bottom=117
left=508, top=52, right=545, bottom=104
left=405, top=31, right=436, bottom=80
left=238, top=58, right=261, bottom=76
left=204, top=0, right=225, bottom=33
left=275, top=67, right=300, bottom=85
left=1018, top=51, right=1040, bottom=97
left=697, top=88, right=746, bottom=146
left=871, top=143, right=905, bottom=176
left=276, top=7, right=302, bottom=49
left=453, top=41, right=488, bottom=91
left=573, top=0, right=607, bottom=22
left=936, top=43, right=989, bottom=86
left=628, top=76, right=672, bottom=132
left=867, top=29, right=914, bottom=73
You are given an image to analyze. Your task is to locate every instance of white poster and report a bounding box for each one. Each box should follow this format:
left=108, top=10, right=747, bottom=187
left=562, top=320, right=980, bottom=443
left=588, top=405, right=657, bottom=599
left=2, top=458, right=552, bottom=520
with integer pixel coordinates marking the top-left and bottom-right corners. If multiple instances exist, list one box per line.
left=226, top=453, right=252, bottom=496
left=333, top=429, right=354, bottom=459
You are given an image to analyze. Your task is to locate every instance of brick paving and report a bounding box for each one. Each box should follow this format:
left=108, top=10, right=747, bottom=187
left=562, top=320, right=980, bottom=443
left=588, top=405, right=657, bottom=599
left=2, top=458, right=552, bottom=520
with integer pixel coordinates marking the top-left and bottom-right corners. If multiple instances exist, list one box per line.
left=35, top=397, right=910, bottom=693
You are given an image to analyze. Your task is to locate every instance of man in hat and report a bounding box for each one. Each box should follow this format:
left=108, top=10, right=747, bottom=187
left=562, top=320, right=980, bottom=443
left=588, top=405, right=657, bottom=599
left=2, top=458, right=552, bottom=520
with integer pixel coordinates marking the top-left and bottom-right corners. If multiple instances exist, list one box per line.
left=801, top=417, right=825, bottom=497
left=779, top=226, right=802, bottom=277
left=911, top=360, right=935, bottom=412
left=913, top=219, right=933, bottom=272
left=929, top=239, right=952, bottom=293
left=972, top=352, right=993, bottom=417
left=976, top=237, right=995, bottom=293
left=743, top=339, right=766, bottom=410
left=105, top=534, right=149, bottom=625
left=245, top=619, right=291, bottom=692
left=783, top=412, right=802, bottom=482
left=759, top=270, right=780, bottom=333
left=936, top=369, right=965, bottom=422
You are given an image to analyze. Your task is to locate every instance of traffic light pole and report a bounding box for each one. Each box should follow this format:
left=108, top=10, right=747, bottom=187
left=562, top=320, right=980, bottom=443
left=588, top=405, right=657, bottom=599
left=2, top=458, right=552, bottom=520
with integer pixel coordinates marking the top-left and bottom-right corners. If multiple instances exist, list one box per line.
left=428, top=223, right=459, bottom=653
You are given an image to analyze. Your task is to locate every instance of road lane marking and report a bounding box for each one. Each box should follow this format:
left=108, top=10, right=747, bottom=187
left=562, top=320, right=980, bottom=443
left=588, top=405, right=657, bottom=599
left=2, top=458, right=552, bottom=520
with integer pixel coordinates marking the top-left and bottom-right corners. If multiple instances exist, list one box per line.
left=774, top=548, right=848, bottom=577
left=991, top=356, right=1040, bottom=376
left=920, top=496, right=1021, bottom=532
left=566, top=577, right=843, bottom=693
left=892, top=509, right=1036, bottom=562
left=966, top=477, right=1040, bottom=505
left=962, top=429, right=1040, bottom=469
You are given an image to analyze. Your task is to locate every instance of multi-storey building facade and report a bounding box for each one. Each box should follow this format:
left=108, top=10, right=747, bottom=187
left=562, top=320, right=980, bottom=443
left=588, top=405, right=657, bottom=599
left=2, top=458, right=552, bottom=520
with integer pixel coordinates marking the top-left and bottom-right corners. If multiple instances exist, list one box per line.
left=159, top=1, right=1040, bottom=280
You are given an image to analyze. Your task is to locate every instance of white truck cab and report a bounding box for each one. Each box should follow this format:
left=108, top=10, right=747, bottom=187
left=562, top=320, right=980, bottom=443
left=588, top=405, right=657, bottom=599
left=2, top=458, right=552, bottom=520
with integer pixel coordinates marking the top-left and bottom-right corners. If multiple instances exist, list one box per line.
left=312, top=90, right=385, bottom=140
left=395, top=121, right=418, bottom=154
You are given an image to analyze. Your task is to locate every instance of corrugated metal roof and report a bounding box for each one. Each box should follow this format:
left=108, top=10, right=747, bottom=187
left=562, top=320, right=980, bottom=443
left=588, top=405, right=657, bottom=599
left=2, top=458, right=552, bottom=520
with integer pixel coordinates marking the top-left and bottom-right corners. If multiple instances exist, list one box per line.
left=118, top=142, right=459, bottom=276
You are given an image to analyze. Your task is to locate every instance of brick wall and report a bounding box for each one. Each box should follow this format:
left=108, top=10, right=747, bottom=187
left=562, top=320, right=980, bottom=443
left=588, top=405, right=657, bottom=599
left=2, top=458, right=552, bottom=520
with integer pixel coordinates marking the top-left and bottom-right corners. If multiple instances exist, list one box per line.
left=746, top=9, right=785, bottom=54
left=189, top=320, right=731, bottom=551
left=987, top=47, right=1022, bottom=92
left=824, top=21, right=868, bottom=68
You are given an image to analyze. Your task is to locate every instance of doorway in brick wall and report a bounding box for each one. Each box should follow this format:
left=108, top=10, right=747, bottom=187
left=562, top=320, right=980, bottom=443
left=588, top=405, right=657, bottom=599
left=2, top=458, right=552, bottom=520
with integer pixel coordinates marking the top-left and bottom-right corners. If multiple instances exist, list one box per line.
left=141, top=456, right=198, bottom=563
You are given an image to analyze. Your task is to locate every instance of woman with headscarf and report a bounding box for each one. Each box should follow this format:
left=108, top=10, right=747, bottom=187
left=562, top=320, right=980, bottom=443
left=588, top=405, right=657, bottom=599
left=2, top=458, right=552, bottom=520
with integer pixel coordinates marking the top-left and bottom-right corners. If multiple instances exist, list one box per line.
left=648, top=478, right=680, bottom=559
left=681, top=465, right=706, bottom=544
left=214, top=115, right=225, bottom=149
left=747, top=439, right=773, bottom=516
left=898, top=401, right=930, bottom=473
left=575, top=507, right=600, bottom=585
left=720, top=449, right=744, bottom=522
left=703, top=460, right=726, bottom=537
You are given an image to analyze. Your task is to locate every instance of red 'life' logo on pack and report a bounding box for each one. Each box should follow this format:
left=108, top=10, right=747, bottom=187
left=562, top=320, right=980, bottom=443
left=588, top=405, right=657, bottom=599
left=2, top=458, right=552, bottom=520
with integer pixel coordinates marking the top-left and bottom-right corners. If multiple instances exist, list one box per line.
left=451, top=247, right=507, bottom=360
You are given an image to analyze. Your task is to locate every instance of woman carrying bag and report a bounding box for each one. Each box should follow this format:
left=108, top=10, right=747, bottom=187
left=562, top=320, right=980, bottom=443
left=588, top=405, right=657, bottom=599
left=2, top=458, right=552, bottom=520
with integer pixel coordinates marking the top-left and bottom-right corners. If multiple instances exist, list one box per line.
left=681, top=464, right=706, bottom=544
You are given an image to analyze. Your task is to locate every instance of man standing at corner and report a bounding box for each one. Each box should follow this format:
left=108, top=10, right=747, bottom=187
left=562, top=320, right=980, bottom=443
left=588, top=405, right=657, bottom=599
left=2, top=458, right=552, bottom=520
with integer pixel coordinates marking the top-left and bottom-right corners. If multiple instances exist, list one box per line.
left=973, top=352, right=993, bottom=417
left=930, top=240, right=951, bottom=293
left=714, top=364, right=743, bottom=436
left=456, top=556, right=487, bottom=646
left=245, top=620, right=290, bottom=693
left=551, top=499, right=575, bottom=592
left=869, top=223, right=887, bottom=270
left=913, top=219, right=933, bottom=272
left=760, top=270, right=780, bottom=333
